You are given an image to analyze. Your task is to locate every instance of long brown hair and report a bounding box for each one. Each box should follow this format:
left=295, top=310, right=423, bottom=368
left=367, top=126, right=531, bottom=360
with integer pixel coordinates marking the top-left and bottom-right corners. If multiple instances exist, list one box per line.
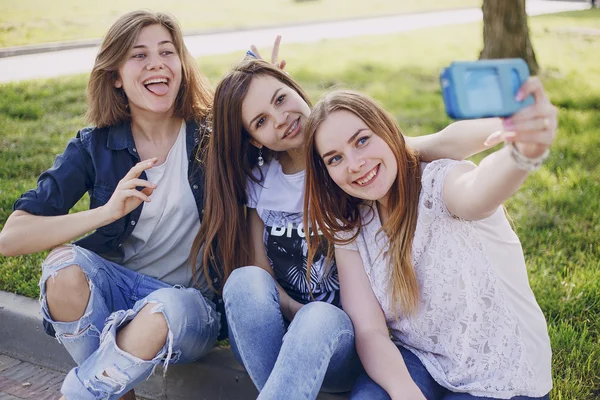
left=86, top=10, right=212, bottom=127
left=190, top=60, right=311, bottom=292
left=304, top=90, right=422, bottom=317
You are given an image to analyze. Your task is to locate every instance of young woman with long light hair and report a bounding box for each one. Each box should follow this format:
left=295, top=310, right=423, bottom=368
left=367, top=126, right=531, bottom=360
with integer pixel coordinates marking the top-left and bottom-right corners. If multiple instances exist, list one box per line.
left=304, top=85, right=556, bottom=400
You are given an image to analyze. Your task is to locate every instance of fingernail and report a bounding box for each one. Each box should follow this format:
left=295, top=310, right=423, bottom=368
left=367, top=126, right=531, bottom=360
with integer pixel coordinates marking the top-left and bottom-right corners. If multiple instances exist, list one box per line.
left=515, top=91, right=524, bottom=102
left=484, top=131, right=502, bottom=147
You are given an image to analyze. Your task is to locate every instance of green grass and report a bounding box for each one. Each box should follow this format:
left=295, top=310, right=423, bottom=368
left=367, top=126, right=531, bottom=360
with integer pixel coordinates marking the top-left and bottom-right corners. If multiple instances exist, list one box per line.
left=0, top=0, right=479, bottom=48
left=1, top=8, right=599, bottom=399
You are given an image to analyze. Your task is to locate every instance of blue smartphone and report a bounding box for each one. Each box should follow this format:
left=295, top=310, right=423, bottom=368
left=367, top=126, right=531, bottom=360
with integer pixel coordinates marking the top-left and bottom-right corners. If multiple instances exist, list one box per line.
left=440, top=59, right=534, bottom=119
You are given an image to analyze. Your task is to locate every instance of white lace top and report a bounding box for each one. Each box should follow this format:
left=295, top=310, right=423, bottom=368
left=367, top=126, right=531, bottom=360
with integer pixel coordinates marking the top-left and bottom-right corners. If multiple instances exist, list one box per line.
left=337, top=159, right=552, bottom=399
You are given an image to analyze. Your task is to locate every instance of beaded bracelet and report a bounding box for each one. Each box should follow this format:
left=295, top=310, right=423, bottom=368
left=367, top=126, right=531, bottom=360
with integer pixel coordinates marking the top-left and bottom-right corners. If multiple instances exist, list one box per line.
left=505, top=142, right=550, bottom=172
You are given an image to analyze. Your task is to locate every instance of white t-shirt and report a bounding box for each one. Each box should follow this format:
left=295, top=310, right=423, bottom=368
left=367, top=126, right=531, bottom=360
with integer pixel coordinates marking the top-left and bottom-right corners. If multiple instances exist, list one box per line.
left=115, top=121, right=204, bottom=290
left=337, top=159, right=552, bottom=398
left=247, top=158, right=340, bottom=306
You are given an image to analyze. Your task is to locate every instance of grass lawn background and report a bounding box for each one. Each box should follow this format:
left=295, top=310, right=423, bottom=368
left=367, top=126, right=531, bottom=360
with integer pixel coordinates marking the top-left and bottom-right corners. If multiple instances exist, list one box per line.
left=1, top=9, right=599, bottom=399
left=0, top=0, right=478, bottom=48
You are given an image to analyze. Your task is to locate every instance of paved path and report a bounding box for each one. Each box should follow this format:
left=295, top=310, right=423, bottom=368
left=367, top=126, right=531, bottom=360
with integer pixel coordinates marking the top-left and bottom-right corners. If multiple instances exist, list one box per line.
left=0, top=0, right=589, bottom=83
left=0, top=354, right=152, bottom=400
left=0, top=354, right=62, bottom=400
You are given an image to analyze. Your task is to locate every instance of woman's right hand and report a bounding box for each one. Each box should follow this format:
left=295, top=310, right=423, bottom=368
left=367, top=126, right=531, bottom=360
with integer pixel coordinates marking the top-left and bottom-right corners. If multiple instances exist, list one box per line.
left=484, top=77, right=558, bottom=156
left=101, top=158, right=158, bottom=223
left=505, top=77, right=558, bottom=158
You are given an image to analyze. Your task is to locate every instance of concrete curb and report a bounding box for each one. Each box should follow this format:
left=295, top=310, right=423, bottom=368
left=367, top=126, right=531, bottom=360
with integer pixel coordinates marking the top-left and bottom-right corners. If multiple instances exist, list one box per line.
left=0, top=291, right=347, bottom=399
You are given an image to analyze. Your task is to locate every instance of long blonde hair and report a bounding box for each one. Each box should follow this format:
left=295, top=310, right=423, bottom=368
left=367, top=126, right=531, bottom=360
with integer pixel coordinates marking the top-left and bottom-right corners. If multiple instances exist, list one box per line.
left=86, top=10, right=212, bottom=127
left=304, top=90, right=422, bottom=316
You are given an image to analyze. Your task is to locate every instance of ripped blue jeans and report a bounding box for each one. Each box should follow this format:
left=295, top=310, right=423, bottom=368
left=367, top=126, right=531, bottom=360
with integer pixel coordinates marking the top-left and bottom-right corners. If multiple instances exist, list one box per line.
left=39, top=245, right=219, bottom=400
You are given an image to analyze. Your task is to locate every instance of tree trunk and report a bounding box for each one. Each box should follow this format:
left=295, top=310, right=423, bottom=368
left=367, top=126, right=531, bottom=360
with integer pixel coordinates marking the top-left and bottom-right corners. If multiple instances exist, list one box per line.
left=480, top=0, right=539, bottom=75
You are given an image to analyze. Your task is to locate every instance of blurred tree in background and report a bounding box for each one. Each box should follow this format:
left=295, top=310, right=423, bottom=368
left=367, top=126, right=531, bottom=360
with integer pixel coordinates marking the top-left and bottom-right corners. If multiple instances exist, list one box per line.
left=480, top=0, right=539, bottom=74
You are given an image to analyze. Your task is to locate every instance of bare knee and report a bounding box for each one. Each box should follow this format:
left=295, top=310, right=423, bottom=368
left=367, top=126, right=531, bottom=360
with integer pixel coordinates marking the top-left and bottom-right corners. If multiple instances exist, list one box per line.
left=135, top=303, right=169, bottom=341
left=116, top=303, right=168, bottom=361
left=46, top=263, right=90, bottom=304
left=44, top=247, right=90, bottom=322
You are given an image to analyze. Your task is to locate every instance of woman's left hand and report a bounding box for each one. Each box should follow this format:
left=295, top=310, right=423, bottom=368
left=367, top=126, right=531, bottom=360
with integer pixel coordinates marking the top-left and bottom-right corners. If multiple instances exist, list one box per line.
left=484, top=77, right=558, bottom=158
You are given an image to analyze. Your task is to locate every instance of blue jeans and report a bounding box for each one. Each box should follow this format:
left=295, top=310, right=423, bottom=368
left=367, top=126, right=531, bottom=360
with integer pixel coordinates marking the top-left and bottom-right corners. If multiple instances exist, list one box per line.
left=223, top=266, right=362, bottom=400
left=39, top=245, right=220, bottom=400
left=350, top=345, right=550, bottom=400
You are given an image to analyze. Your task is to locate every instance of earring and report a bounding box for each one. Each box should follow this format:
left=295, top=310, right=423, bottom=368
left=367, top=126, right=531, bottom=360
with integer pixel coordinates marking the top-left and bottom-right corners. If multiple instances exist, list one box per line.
left=257, top=147, right=264, bottom=167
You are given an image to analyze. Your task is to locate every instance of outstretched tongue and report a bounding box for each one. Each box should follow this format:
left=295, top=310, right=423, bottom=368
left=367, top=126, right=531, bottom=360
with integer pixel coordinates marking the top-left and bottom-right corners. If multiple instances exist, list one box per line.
left=146, top=83, right=169, bottom=96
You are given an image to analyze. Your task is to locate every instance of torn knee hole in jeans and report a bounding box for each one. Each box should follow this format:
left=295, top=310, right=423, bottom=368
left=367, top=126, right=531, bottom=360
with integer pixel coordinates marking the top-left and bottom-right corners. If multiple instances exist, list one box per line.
left=42, top=277, right=95, bottom=331
left=102, top=300, right=181, bottom=376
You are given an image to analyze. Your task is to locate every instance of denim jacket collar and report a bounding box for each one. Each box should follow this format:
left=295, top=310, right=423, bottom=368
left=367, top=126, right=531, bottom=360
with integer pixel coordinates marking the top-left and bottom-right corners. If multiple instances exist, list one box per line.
left=107, top=120, right=137, bottom=157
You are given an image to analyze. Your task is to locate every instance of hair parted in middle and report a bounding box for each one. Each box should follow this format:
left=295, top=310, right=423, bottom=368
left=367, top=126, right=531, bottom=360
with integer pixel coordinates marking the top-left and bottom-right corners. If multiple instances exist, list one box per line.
left=190, top=59, right=312, bottom=292
left=86, top=10, right=213, bottom=128
left=303, top=90, right=422, bottom=317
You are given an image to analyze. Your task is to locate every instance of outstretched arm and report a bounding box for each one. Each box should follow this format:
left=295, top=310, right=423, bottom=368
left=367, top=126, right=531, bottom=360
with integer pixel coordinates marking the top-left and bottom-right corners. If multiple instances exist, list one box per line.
left=443, top=77, right=558, bottom=220
left=0, top=209, right=112, bottom=257
left=406, top=118, right=504, bottom=162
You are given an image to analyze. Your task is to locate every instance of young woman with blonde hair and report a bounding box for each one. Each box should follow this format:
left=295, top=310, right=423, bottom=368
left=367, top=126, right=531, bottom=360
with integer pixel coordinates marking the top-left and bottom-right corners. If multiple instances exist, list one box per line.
left=303, top=84, right=556, bottom=399
left=0, top=10, right=219, bottom=400
left=191, top=57, right=515, bottom=399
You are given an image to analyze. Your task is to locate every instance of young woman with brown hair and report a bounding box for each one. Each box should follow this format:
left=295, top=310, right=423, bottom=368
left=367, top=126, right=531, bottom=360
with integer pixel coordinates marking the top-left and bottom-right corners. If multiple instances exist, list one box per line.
left=303, top=84, right=556, bottom=399
left=0, top=10, right=219, bottom=400
left=191, top=57, right=513, bottom=399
